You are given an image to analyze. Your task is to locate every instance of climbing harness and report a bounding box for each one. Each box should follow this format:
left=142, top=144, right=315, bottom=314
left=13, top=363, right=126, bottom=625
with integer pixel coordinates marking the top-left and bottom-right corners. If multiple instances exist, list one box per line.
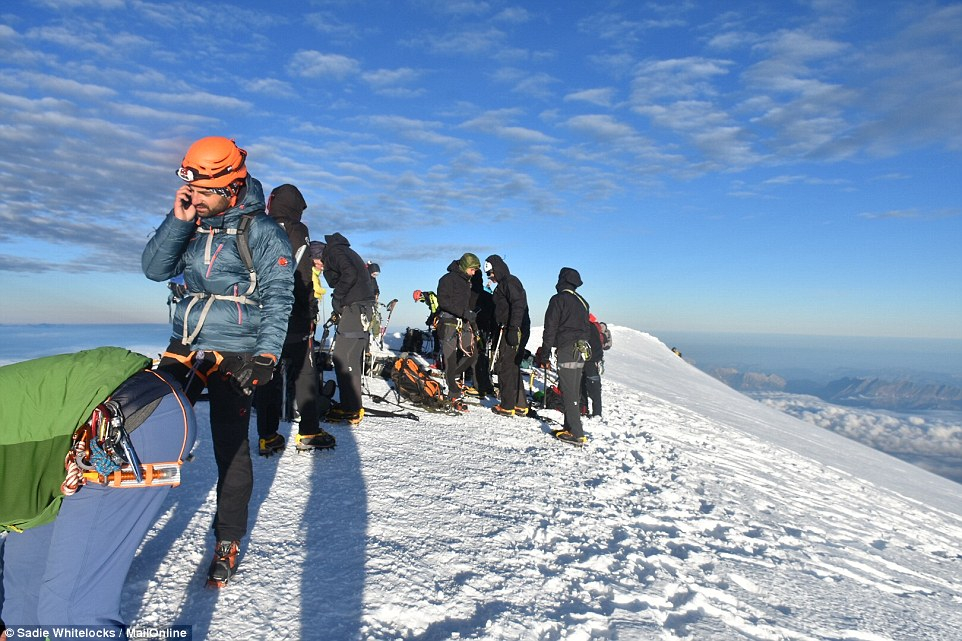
left=62, top=371, right=189, bottom=492
left=180, top=214, right=258, bottom=346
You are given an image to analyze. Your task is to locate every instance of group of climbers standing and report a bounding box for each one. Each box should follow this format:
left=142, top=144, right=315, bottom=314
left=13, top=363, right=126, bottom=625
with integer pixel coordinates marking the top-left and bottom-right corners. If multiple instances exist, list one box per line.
left=431, top=252, right=601, bottom=446
left=1, top=134, right=607, bottom=637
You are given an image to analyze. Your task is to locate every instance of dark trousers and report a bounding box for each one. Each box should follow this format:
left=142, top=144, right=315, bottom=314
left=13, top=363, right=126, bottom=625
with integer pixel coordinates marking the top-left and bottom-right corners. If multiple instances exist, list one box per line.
left=472, top=330, right=495, bottom=396
left=440, top=321, right=477, bottom=397
left=333, top=302, right=373, bottom=412
left=157, top=342, right=253, bottom=542
left=557, top=343, right=585, bottom=437
left=581, top=361, right=602, bottom=417
left=495, top=337, right=526, bottom=410
left=255, top=336, right=319, bottom=437
left=207, top=372, right=254, bottom=541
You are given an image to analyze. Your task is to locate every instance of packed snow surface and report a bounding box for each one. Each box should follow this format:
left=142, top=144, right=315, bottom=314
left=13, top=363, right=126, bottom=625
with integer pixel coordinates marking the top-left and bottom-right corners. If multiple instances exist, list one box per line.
left=108, top=327, right=962, bottom=639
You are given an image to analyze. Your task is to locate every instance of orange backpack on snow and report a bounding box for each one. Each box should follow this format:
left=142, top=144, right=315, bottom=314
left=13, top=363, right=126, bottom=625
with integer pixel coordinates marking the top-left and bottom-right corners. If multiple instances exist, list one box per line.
left=390, top=357, right=447, bottom=411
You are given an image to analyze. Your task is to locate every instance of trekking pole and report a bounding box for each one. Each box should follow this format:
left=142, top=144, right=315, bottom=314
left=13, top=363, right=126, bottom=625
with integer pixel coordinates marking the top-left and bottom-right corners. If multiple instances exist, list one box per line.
left=490, top=326, right=504, bottom=365
left=318, top=293, right=326, bottom=332
left=280, top=358, right=290, bottom=422
left=379, top=299, right=398, bottom=349
left=489, top=326, right=504, bottom=387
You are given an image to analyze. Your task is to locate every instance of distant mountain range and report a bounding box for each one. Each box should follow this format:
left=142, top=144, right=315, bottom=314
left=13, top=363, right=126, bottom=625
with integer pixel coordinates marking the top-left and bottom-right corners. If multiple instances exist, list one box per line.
left=709, top=368, right=962, bottom=411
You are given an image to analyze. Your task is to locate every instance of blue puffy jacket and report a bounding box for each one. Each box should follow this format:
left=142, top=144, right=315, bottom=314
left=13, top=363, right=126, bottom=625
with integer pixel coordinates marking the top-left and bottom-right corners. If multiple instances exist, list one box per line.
left=142, top=176, right=294, bottom=357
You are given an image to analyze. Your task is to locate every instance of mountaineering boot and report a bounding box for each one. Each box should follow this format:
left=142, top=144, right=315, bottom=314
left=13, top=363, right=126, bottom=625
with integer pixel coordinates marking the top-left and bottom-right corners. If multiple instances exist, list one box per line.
left=553, top=430, right=588, bottom=446
left=514, top=405, right=529, bottom=417
left=325, top=405, right=351, bottom=421
left=258, top=432, right=286, bottom=457
left=207, top=540, right=240, bottom=588
left=326, top=405, right=354, bottom=418
left=491, top=404, right=515, bottom=417
left=295, top=428, right=337, bottom=451
left=326, top=406, right=365, bottom=425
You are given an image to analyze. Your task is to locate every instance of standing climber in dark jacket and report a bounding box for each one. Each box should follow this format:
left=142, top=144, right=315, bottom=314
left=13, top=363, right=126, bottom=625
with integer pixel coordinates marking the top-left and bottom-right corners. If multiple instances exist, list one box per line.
left=436, top=253, right=481, bottom=411
left=318, top=232, right=376, bottom=425
left=255, top=184, right=335, bottom=454
left=468, top=269, right=496, bottom=399
left=536, top=267, right=593, bottom=445
left=484, top=255, right=530, bottom=417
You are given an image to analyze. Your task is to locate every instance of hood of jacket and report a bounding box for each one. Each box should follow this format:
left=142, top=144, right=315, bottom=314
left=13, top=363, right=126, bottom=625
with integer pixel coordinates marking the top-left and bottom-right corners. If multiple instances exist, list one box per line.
left=447, top=259, right=464, bottom=275
left=324, top=232, right=351, bottom=249
left=484, top=254, right=511, bottom=282
left=555, top=267, right=583, bottom=292
left=267, top=184, right=306, bottom=223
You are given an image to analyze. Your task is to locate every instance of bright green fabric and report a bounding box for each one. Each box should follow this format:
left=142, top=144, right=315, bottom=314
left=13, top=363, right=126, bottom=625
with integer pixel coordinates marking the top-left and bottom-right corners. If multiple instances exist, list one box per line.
left=0, top=347, right=151, bottom=532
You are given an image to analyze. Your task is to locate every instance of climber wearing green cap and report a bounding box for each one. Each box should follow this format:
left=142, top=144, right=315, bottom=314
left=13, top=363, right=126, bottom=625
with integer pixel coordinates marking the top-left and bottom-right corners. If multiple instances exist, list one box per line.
left=435, top=253, right=481, bottom=411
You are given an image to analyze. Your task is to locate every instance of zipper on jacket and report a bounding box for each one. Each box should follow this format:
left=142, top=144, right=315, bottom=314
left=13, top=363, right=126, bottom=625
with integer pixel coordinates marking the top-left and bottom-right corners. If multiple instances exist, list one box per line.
left=234, top=284, right=244, bottom=324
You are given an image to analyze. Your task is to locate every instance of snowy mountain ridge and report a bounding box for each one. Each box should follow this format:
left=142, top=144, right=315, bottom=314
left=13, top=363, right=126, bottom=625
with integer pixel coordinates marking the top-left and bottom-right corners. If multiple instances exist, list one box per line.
left=113, top=325, right=962, bottom=640
left=709, top=367, right=962, bottom=412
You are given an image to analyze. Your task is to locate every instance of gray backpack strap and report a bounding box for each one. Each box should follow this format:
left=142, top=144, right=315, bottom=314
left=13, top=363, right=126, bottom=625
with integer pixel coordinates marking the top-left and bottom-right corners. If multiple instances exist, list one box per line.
left=233, top=213, right=256, bottom=295
left=563, top=288, right=588, bottom=310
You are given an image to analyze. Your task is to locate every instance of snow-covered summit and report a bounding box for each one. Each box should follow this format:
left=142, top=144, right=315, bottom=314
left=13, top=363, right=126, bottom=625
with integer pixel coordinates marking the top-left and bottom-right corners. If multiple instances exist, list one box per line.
left=107, top=325, right=962, bottom=639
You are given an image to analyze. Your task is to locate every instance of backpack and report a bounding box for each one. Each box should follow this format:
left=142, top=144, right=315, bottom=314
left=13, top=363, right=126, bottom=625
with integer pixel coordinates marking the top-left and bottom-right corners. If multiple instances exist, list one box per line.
left=234, top=213, right=257, bottom=285
left=537, top=384, right=590, bottom=415
left=544, top=385, right=565, bottom=412
left=594, top=321, right=612, bottom=351
left=390, top=356, right=447, bottom=411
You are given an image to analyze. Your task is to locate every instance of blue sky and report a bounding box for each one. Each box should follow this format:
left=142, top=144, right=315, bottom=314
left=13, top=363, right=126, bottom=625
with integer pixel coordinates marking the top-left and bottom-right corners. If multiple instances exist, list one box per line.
left=1, top=0, right=960, bottom=339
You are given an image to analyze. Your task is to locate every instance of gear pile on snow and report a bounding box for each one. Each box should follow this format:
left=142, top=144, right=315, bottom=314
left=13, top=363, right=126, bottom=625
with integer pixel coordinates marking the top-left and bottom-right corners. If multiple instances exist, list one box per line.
left=389, top=356, right=447, bottom=411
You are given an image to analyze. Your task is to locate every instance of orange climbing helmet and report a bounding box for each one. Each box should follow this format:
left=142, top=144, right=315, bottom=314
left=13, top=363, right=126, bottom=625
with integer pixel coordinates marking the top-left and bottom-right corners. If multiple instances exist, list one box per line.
left=176, top=136, right=248, bottom=189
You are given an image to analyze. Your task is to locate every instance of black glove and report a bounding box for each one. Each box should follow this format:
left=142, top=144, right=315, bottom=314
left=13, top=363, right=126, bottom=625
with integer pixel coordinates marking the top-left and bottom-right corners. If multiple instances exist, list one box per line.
left=535, top=346, right=551, bottom=368
left=230, top=354, right=277, bottom=395
left=506, top=326, right=519, bottom=346
left=463, top=309, right=477, bottom=322
left=327, top=310, right=340, bottom=326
